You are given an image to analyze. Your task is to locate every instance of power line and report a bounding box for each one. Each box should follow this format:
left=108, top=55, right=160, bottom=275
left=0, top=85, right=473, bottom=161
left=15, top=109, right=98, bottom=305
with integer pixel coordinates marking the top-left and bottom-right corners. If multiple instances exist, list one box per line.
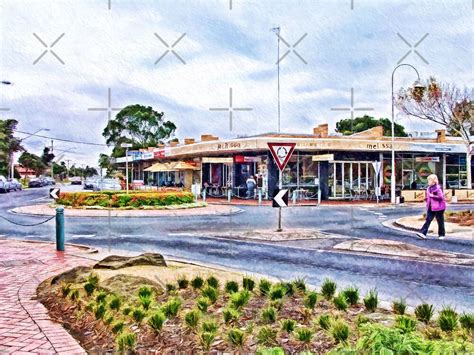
left=14, top=130, right=108, bottom=147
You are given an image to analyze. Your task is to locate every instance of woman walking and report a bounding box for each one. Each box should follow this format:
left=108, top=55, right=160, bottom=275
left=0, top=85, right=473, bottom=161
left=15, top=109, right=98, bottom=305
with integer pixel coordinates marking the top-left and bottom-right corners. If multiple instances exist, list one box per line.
left=416, top=174, right=446, bottom=240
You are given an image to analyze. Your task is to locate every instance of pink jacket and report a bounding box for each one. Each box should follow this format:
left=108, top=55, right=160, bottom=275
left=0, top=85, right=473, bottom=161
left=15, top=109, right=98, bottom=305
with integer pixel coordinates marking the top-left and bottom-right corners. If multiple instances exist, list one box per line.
left=426, top=184, right=446, bottom=211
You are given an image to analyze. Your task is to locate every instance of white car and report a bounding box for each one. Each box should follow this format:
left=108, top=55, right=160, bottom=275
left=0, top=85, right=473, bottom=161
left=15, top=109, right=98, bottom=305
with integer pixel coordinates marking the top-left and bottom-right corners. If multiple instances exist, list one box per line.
left=93, top=178, right=122, bottom=191
left=0, top=175, right=11, bottom=193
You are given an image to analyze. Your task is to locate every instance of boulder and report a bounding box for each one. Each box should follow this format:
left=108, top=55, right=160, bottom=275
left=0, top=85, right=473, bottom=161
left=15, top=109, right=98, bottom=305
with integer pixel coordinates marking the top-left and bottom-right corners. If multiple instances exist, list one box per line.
left=50, top=266, right=92, bottom=285
left=93, top=253, right=167, bottom=270
left=100, top=274, right=163, bottom=298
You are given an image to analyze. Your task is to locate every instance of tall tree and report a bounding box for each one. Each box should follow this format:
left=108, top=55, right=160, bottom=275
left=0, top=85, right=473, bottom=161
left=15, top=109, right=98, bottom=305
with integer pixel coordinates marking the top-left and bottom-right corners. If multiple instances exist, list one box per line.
left=102, top=104, right=177, bottom=157
left=0, top=119, right=22, bottom=176
left=335, top=115, right=408, bottom=137
left=98, top=153, right=114, bottom=177
left=18, top=152, right=45, bottom=177
left=397, top=77, right=472, bottom=188
left=41, top=147, right=55, bottom=166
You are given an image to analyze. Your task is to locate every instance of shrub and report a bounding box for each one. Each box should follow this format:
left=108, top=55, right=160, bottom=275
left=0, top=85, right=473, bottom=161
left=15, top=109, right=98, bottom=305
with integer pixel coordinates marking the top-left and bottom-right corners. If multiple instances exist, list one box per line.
left=87, top=273, right=99, bottom=287
left=318, top=314, right=332, bottom=331
left=148, top=311, right=166, bottom=332
left=132, top=308, right=146, bottom=323
left=61, top=284, right=71, bottom=297
left=95, top=303, right=106, bottom=319
left=321, top=278, right=337, bottom=299
left=196, top=297, right=211, bottom=313
left=243, top=276, right=256, bottom=291
left=116, top=331, right=137, bottom=352
left=333, top=293, right=348, bottom=311
left=109, top=295, right=121, bottom=311
left=201, top=286, right=219, bottom=304
left=363, top=289, right=378, bottom=312
left=225, top=280, right=239, bottom=294
left=256, top=326, right=277, bottom=346
left=356, top=323, right=425, bottom=353
left=122, top=306, right=132, bottom=316
left=111, top=320, right=124, bottom=334
left=269, top=284, right=287, bottom=301
left=138, top=286, right=152, bottom=298
left=395, top=316, right=417, bottom=333
left=162, top=298, right=182, bottom=318
left=292, top=277, right=307, bottom=293
left=105, top=314, right=114, bottom=325
left=69, top=289, right=80, bottom=301
left=257, top=348, right=285, bottom=355
left=356, top=314, right=371, bottom=328
left=227, top=328, right=245, bottom=348
left=261, top=306, right=277, bottom=323
left=342, top=286, right=359, bottom=306
left=392, top=298, right=407, bottom=315
left=459, top=312, right=474, bottom=331
left=191, top=276, right=204, bottom=290
left=177, top=276, right=189, bottom=289
left=184, top=309, right=201, bottom=330
left=201, top=319, right=218, bottom=334
left=259, top=279, right=272, bottom=296
left=199, top=331, right=216, bottom=351
left=280, top=319, right=296, bottom=334
left=415, top=303, right=434, bottom=324
left=84, top=282, right=96, bottom=296
left=424, top=326, right=442, bottom=340
left=304, top=291, right=318, bottom=310
left=438, top=307, right=458, bottom=332
left=295, top=327, right=314, bottom=346
left=206, top=276, right=219, bottom=289
left=166, top=283, right=176, bottom=293
left=330, top=319, right=350, bottom=344
left=85, top=301, right=95, bottom=311
left=282, top=282, right=296, bottom=296
left=223, top=307, right=240, bottom=324
left=230, top=290, right=251, bottom=310
left=139, top=294, right=152, bottom=310
left=96, top=291, right=107, bottom=304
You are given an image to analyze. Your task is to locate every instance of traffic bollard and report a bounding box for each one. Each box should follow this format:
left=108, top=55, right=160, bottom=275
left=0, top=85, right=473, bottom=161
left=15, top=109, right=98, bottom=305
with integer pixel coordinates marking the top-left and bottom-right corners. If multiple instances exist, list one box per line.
left=227, top=188, right=232, bottom=203
left=292, top=191, right=297, bottom=205
left=202, top=188, right=206, bottom=202
left=56, top=207, right=65, bottom=251
left=258, top=189, right=262, bottom=205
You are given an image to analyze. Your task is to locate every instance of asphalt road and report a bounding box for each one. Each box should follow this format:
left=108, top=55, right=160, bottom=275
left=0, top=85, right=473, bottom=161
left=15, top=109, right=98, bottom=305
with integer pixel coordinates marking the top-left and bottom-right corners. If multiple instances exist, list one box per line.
left=1, top=186, right=473, bottom=311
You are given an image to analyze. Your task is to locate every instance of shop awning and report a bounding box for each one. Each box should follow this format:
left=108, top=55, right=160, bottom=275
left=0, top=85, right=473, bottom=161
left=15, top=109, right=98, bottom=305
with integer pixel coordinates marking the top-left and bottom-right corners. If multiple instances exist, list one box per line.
left=144, top=163, right=175, bottom=172
left=170, top=161, right=200, bottom=171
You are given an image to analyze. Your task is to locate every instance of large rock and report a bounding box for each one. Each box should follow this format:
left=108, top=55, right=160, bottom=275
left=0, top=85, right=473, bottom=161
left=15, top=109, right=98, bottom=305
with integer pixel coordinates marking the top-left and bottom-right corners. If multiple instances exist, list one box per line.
left=93, top=253, right=167, bottom=270
left=100, top=274, right=163, bottom=298
left=51, top=266, right=92, bottom=285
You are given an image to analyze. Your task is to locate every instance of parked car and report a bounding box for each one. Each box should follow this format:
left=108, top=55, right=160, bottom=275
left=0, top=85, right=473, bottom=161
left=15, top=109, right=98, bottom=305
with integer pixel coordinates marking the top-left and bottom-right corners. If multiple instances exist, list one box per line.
left=0, top=175, right=11, bottom=193
left=84, top=177, right=98, bottom=190
left=70, top=176, right=82, bottom=185
left=93, top=178, right=121, bottom=191
left=44, top=177, right=56, bottom=185
left=28, top=178, right=44, bottom=188
left=7, top=178, right=22, bottom=191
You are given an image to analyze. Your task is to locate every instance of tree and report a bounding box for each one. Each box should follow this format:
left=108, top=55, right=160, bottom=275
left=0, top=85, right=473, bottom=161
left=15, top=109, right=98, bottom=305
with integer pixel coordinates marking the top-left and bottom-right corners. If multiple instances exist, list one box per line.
left=18, top=152, right=45, bottom=177
left=99, top=153, right=114, bottom=177
left=41, top=147, right=55, bottom=166
left=335, top=115, right=408, bottom=137
left=52, top=161, right=67, bottom=179
left=102, top=104, right=177, bottom=157
left=0, top=119, right=22, bottom=176
left=397, top=77, right=472, bottom=188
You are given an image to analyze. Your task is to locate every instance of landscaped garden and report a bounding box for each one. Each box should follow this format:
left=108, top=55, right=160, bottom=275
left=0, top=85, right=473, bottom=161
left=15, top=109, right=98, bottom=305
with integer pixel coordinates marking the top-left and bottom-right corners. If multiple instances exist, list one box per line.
left=445, top=210, right=474, bottom=227
left=38, top=257, right=474, bottom=354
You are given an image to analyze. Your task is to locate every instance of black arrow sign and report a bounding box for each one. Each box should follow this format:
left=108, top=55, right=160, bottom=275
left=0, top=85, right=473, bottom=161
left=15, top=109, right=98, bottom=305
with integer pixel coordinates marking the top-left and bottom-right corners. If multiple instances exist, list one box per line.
left=49, top=188, right=60, bottom=199
left=272, top=188, right=288, bottom=208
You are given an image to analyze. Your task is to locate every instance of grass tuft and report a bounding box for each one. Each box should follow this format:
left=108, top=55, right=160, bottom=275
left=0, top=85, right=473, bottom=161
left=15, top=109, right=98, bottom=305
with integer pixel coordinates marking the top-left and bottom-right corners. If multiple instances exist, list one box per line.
left=321, top=278, right=337, bottom=300
left=363, top=288, right=378, bottom=312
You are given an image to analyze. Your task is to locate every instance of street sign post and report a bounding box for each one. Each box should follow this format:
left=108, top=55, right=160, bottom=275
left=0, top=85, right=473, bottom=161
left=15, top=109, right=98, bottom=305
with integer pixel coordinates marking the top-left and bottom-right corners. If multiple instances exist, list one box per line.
left=372, top=161, right=382, bottom=203
left=268, top=143, right=296, bottom=231
left=120, top=143, right=133, bottom=194
left=49, top=188, right=60, bottom=199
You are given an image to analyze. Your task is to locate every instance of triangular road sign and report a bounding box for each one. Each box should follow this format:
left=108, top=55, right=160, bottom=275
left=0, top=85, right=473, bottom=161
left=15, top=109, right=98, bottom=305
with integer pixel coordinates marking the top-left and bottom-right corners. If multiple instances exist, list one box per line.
left=268, top=142, right=296, bottom=171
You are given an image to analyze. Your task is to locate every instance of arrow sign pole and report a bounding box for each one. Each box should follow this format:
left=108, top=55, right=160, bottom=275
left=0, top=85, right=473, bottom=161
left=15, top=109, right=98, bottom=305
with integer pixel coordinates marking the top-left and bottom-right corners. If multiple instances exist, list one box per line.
left=278, top=170, right=283, bottom=231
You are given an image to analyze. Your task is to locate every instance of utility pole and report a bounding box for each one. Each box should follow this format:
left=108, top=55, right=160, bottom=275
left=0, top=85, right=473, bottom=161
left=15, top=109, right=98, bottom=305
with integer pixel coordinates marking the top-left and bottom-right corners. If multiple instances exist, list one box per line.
left=50, top=139, right=54, bottom=178
left=65, top=159, right=71, bottom=178
left=271, top=26, right=281, bottom=133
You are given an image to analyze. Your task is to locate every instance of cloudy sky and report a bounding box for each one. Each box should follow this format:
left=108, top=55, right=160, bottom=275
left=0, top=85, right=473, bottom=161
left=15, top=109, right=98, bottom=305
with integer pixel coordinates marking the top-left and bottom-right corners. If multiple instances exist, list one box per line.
left=0, top=0, right=472, bottom=167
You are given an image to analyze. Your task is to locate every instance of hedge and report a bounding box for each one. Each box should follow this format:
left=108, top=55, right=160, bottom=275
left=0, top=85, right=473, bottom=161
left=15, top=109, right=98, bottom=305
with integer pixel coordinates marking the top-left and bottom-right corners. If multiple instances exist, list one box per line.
left=57, top=191, right=195, bottom=208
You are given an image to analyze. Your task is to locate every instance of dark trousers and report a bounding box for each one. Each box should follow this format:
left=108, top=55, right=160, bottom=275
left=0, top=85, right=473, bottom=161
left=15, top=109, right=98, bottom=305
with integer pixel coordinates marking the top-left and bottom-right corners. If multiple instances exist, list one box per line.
left=421, top=209, right=445, bottom=237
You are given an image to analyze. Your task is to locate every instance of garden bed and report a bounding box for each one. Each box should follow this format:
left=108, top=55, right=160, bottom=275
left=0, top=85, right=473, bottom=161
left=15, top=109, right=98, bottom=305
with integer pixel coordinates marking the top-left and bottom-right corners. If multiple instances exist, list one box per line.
left=38, top=256, right=474, bottom=354
left=445, top=210, right=474, bottom=227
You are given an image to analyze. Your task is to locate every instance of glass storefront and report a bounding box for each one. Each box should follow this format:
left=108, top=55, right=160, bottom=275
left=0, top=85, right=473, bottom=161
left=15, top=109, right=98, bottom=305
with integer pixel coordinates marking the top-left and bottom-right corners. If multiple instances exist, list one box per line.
left=328, top=161, right=375, bottom=199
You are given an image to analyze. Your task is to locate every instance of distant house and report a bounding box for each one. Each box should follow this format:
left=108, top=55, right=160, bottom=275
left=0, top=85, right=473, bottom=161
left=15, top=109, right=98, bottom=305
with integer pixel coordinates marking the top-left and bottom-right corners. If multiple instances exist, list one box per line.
left=15, top=165, right=36, bottom=179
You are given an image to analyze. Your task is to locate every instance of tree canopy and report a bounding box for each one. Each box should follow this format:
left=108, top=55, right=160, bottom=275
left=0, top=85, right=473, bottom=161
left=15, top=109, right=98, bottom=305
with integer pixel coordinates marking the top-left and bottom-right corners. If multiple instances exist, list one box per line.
left=18, top=152, right=45, bottom=177
left=335, top=115, right=408, bottom=137
left=102, top=104, right=177, bottom=157
left=0, top=119, right=22, bottom=176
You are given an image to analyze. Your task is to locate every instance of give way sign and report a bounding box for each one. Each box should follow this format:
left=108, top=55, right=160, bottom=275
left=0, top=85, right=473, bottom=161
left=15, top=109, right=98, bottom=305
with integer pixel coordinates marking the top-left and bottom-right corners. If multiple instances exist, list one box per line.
left=268, top=143, right=296, bottom=171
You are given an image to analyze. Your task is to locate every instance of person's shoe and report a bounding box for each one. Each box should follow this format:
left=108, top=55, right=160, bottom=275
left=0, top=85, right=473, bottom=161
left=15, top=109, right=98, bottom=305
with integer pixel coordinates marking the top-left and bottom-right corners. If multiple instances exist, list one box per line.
left=439, top=236, right=445, bottom=240
left=415, top=232, right=427, bottom=239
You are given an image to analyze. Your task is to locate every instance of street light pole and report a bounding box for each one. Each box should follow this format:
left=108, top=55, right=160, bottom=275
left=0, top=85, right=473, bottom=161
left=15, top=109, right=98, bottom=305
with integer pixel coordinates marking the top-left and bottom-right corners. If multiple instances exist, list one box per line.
left=121, top=143, right=132, bottom=194
left=391, top=64, right=423, bottom=204
left=272, top=26, right=281, bottom=133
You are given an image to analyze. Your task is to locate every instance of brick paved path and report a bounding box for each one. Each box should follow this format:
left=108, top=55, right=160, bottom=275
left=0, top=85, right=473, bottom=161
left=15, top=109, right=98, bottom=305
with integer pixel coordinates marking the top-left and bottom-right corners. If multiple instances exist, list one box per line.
left=0, top=239, right=95, bottom=354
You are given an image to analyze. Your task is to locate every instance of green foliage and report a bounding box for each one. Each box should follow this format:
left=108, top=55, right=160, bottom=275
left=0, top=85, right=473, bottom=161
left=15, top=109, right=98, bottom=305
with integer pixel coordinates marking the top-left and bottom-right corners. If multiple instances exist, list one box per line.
left=363, top=289, right=378, bottom=312
left=161, top=298, right=182, bottom=318
left=321, top=278, right=337, bottom=299
left=87, top=273, right=99, bottom=286
left=95, top=303, right=106, bottom=320
left=257, top=347, right=285, bottom=355
left=206, top=276, right=219, bottom=289
left=356, top=314, right=371, bottom=328
left=424, top=326, right=442, bottom=340
left=280, top=319, right=296, bottom=333
left=269, top=284, right=287, bottom=301
left=201, top=319, right=218, bottom=334
left=148, top=311, right=166, bottom=332
left=282, top=282, right=296, bottom=296
left=184, top=309, right=201, bottom=329
left=191, top=275, right=204, bottom=290
left=438, top=306, right=458, bottom=332
left=292, top=277, right=307, bottom=293
left=69, top=289, right=80, bottom=301
left=392, top=298, right=407, bottom=315
left=261, top=306, right=277, bottom=324
left=335, top=115, right=408, bottom=137
left=138, top=286, right=153, bottom=298
left=459, top=312, right=474, bottom=331
left=196, top=297, right=211, bottom=313
left=199, top=331, right=216, bottom=351
left=227, top=328, right=245, bottom=348
left=395, top=316, right=417, bottom=333
left=342, top=286, right=359, bottom=306
left=256, top=326, right=277, bottom=346
left=122, top=306, right=132, bottom=316
left=242, top=276, right=256, bottom=291
left=295, top=327, right=314, bottom=345
left=330, top=319, right=350, bottom=344
left=61, top=284, right=71, bottom=297
left=304, top=291, right=318, bottom=310
left=109, top=295, right=121, bottom=311
left=223, top=307, right=240, bottom=324
left=115, top=331, right=137, bottom=352
left=131, top=308, right=146, bottom=323
left=85, top=301, right=95, bottom=312
left=415, top=303, right=434, bottom=324
left=333, top=293, right=348, bottom=311
left=229, top=290, right=251, bottom=310
left=356, top=324, right=424, bottom=353
left=201, top=286, right=219, bottom=304
left=105, top=314, right=114, bottom=325
left=111, top=320, right=124, bottom=334
left=318, top=314, right=332, bottom=331
left=166, top=283, right=176, bottom=293
left=177, top=276, right=189, bottom=289
left=96, top=291, right=107, bottom=304
left=139, top=294, right=152, bottom=310
left=259, top=279, right=272, bottom=296
left=84, top=282, right=96, bottom=296
left=225, top=280, right=239, bottom=294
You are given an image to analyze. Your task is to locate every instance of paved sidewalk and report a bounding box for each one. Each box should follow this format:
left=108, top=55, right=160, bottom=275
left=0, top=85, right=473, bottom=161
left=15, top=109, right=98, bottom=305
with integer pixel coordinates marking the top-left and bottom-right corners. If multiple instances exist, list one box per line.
left=0, top=239, right=95, bottom=354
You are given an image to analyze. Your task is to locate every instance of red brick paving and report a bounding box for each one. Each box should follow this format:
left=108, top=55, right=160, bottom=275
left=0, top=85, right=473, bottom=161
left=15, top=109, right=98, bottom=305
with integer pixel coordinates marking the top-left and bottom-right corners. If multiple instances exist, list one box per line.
left=0, top=239, right=95, bottom=354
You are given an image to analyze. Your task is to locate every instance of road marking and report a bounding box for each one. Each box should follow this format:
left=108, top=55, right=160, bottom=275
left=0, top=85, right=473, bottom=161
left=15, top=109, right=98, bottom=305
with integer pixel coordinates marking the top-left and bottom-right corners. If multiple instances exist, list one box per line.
left=70, top=234, right=96, bottom=239
left=373, top=212, right=384, bottom=215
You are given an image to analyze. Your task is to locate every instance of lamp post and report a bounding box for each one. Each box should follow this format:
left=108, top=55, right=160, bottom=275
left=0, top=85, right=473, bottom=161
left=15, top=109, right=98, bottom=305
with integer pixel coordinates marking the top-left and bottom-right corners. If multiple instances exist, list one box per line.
left=271, top=26, right=281, bottom=133
left=391, top=64, right=425, bottom=204
left=121, top=143, right=132, bottom=194
left=11, top=128, right=50, bottom=179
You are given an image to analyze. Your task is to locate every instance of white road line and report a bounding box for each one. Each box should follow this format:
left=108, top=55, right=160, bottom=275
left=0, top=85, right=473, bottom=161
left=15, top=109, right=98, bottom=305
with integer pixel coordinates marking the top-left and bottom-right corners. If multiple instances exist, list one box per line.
left=70, top=234, right=96, bottom=239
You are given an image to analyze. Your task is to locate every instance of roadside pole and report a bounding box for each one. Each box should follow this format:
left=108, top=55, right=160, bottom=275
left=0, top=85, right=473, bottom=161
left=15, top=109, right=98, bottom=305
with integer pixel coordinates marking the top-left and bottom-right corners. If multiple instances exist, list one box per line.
left=277, top=170, right=283, bottom=232
left=55, top=207, right=65, bottom=251
left=121, top=143, right=132, bottom=194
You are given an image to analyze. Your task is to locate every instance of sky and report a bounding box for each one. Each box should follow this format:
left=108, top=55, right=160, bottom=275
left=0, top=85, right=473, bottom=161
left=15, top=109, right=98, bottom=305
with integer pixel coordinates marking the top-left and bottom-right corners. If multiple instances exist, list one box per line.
left=0, top=0, right=472, bottom=167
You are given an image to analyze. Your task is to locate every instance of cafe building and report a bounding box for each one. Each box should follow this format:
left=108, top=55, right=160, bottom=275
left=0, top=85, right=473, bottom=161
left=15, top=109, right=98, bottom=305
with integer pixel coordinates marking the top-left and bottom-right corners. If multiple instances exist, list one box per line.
left=119, top=124, right=473, bottom=201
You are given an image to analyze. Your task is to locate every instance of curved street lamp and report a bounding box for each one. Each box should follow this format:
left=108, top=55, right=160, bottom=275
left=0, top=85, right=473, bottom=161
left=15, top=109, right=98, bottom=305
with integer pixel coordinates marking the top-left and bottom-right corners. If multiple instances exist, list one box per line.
left=391, top=64, right=425, bottom=204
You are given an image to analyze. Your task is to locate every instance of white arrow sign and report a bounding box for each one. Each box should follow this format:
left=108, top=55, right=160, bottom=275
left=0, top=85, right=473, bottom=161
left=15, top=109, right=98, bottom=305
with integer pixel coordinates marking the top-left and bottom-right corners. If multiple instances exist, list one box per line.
left=273, top=189, right=289, bottom=208
left=49, top=188, right=60, bottom=199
